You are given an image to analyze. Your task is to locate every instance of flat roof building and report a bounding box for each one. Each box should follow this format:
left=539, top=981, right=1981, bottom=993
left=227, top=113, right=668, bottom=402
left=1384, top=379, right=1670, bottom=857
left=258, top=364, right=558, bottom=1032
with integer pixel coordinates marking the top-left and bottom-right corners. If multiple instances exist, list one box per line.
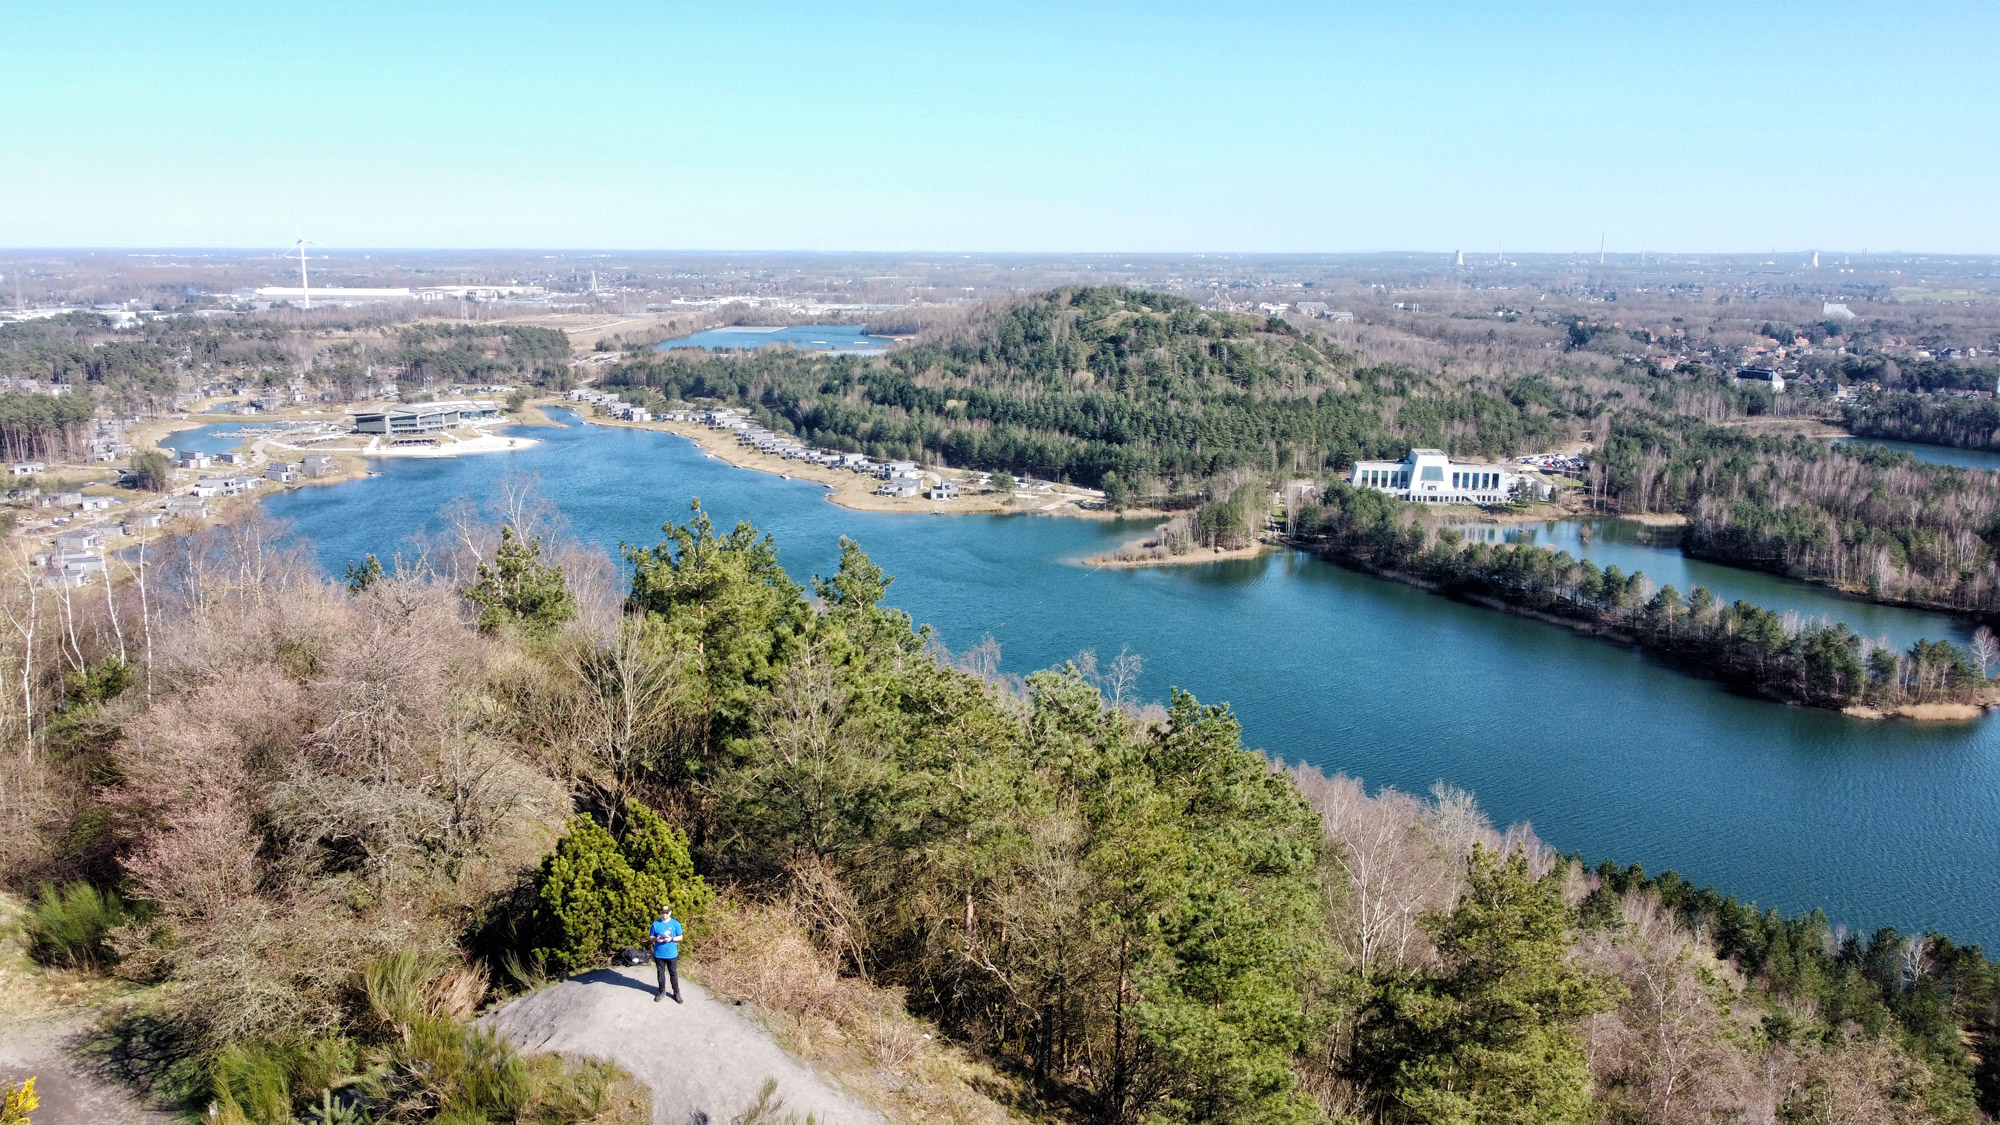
left=1348, top=449, right=1525, bottom=506
left=347, top=399, right=500, bottom=434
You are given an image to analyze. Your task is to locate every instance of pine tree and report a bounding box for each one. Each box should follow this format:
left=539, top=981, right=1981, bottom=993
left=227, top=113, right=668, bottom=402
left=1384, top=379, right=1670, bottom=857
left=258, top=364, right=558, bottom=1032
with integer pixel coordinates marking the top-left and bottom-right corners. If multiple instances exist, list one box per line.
left=465, top=525, right=576, bottom=637
left=1350, top=846, right=1613, bottom=1124
left=529, top=804, right=710, bottom=975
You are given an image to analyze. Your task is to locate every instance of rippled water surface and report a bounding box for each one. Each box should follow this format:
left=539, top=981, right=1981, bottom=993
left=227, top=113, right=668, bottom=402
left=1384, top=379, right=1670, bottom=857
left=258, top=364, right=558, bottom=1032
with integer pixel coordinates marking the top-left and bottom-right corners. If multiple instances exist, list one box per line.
left=260, top=411, right=2000, bottom=946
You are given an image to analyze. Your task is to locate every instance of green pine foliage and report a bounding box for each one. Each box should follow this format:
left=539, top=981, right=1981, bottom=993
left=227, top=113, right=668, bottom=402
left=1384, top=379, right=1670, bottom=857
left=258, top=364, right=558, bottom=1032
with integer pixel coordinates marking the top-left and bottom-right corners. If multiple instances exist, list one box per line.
left=526, top=802, right=710, bottom=975
left=618, top=800, right=715, bottom=922
left=622, top=501, right=813, bottom=756
left=615, top=509, right=1328, bottom=1122
left=0, top=391, right=96, bottom=462
left=389, top=323, right=573, bottom=388
left=127, top=448, right=175, bottom=491
left=464, top=526, right=577, bottom=637
left=343, top=554, right=384, bottom=595
left=1349, top=847, right=1610, bottom=1124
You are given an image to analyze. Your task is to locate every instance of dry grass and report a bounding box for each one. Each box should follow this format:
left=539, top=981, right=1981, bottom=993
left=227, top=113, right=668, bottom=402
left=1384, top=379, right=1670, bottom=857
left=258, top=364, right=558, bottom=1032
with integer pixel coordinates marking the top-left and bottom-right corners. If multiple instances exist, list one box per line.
left=685, top=894, right=1031, bottom=1125
left=1892, top=702, right=1986, bottom=721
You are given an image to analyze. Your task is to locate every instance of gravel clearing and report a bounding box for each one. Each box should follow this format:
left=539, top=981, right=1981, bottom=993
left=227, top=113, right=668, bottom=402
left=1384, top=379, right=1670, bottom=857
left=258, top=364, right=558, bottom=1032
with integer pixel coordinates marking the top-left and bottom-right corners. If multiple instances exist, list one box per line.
left=0, top=1016, right=177, bottom=1125
left=484, top=965, right=886, bottom=1125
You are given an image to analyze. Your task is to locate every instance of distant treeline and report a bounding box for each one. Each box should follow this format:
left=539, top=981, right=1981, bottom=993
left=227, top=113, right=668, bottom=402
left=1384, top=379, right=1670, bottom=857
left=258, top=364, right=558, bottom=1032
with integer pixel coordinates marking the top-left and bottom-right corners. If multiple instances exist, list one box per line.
left=1826, top=352, right=2000, bottom=395
left=1299, top=482, right=1986, bottom=710
left=0, top=392, right=96, bottom=462
left=0, top=314, right=180, bottom=414
left=392, top=323, right=572, bottom=387
left=603, top=287, right=1570, bottom=495
left=1594, top=414, right=2000, bottom=614
left=1843, top=392, right=2000, bottom=452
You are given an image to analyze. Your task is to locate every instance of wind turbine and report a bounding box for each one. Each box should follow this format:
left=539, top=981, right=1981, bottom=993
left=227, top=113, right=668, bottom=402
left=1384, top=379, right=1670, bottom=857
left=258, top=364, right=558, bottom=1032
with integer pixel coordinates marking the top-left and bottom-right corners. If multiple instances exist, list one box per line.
left=290, top=234, right=318, bottom=309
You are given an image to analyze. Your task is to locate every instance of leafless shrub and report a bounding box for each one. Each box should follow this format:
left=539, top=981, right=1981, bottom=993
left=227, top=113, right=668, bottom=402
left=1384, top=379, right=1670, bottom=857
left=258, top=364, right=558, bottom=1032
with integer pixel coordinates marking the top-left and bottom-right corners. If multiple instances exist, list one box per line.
left=1577, top=891, right=1750, bottom=1123
left=1291, top=765, right=1552, bottom=978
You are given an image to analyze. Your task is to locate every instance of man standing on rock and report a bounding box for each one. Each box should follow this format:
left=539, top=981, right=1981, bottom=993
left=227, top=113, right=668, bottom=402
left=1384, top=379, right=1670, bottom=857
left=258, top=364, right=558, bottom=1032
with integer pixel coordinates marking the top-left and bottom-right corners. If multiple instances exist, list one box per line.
left=651, top=905, right=684, bottom=1004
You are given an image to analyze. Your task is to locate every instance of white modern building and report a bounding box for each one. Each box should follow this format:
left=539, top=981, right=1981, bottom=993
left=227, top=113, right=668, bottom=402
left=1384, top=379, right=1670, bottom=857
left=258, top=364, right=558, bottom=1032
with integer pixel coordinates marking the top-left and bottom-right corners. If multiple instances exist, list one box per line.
left=347, top=399, right=502, bottom=434
left=1348, top=448, right=1524, bottom=505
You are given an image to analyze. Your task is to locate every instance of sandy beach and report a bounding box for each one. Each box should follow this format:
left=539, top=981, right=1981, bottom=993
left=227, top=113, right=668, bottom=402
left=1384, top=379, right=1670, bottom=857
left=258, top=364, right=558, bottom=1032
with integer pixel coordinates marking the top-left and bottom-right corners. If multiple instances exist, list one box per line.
left=1844, top=701, right=1991, bottom=722
left=1084, top=539, right=1278, bottom=569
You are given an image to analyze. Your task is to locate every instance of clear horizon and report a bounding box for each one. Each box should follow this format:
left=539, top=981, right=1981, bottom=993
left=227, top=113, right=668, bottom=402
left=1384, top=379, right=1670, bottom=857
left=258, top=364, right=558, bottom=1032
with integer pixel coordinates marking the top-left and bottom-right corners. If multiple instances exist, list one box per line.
left=5, top=1, right=1996, bottom=254
left=3, top=247, right=1988, bottom=259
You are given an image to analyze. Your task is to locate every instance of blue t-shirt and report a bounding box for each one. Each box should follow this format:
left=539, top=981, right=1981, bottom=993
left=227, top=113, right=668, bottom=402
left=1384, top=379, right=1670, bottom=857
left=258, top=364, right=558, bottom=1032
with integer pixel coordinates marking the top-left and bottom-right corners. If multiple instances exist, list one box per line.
left=651, top=917, right=683, bottom=959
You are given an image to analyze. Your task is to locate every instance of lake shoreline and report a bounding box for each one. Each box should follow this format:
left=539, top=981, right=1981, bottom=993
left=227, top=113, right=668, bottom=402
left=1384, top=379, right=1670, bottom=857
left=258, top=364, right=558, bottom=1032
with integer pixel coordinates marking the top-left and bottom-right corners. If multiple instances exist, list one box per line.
left=1298, top=538, right=1997, bottom=721
left=1083, top=539, right=1278, bottom=569
left=566, top=407, right=1151, bottom=522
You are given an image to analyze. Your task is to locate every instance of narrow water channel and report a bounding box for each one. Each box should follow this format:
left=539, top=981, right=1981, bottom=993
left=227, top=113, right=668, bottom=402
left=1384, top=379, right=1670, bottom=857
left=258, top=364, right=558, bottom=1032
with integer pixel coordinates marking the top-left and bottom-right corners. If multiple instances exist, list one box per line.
left=1450, top=519, right=1975, bottom=650
left=1836, top=435, right=2000, bottom=472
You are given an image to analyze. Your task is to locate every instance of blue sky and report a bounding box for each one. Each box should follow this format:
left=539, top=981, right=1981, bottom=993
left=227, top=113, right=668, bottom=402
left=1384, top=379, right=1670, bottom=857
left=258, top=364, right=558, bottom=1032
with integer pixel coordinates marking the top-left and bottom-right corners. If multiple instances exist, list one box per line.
left=4, top=2, right=1995, bottom=252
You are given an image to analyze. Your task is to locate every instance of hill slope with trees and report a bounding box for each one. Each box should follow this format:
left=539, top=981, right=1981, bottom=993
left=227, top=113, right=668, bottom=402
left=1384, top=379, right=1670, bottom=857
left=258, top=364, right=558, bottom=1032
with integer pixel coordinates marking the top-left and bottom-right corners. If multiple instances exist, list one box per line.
left=604, top=287, right=1576, bottom=493
left=3, top=502, right=1996, bottom=1123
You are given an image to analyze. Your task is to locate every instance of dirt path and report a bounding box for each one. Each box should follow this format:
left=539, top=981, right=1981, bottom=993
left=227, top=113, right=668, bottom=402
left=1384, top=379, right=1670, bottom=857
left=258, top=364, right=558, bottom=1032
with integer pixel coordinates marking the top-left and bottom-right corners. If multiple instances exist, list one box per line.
left=0, top=1016, right=177, bottom=1125
left=484, top=965, right=885, bottom=1125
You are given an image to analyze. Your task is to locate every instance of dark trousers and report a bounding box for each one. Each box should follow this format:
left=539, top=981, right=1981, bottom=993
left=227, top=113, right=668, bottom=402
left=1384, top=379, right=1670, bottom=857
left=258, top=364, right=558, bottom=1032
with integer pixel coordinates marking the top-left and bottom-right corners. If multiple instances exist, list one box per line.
left=654, top=955, right=679, bottom=998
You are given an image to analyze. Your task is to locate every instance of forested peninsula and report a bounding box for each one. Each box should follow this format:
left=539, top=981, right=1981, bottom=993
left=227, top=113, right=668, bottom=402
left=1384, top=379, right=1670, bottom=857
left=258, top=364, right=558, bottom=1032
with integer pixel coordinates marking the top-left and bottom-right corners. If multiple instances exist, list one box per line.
left=10, top=505, right=2000, bottom=1124
left=1298, top=483, right=1992, bottom=713
left=597, top=287, right=2000, bottom=713
left=1843, top=392, right=2000, bottom=453
left=604, top=288, right=2000, bottom=618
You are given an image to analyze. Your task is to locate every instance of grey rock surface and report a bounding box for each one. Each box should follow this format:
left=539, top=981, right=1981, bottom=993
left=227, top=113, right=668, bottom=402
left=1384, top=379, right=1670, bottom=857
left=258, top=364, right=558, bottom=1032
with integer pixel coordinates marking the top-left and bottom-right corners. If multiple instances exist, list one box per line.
left=484, top=965, right=886, bottom=1125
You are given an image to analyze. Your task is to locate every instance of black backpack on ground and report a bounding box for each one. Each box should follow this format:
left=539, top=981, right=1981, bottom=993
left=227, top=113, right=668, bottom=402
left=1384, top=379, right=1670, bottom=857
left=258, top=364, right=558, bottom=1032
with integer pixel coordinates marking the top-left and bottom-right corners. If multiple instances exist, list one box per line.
left=614, top=947, right=648, bottom=966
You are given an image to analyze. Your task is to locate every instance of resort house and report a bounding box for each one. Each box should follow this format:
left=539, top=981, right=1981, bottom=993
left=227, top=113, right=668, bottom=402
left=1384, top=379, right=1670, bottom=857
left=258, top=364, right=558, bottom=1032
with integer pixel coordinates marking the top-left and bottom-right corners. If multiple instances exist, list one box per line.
left=1348, top=448, right=1525, bottom=505
left=347, top=399, right=502, bottom=435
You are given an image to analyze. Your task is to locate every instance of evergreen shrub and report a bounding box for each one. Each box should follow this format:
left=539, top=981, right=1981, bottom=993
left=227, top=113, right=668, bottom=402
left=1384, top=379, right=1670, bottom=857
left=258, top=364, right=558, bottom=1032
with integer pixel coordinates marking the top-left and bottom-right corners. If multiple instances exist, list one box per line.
left=527, top=801, right=710, bottom=976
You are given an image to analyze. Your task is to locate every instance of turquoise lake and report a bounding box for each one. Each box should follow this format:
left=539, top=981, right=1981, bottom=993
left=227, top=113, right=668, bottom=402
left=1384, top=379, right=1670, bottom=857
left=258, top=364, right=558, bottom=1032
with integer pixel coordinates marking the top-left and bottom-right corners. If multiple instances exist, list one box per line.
left=256, top=411, right=2000, bottom=948
left=659, top=324, right=894, bottom=354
